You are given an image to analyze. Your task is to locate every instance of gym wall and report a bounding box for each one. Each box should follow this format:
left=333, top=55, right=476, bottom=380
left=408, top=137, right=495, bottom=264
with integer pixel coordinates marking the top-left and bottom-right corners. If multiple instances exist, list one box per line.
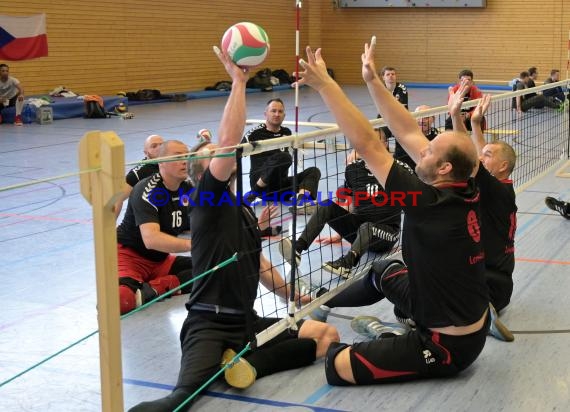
left=0, top=0, right=567, bottom=95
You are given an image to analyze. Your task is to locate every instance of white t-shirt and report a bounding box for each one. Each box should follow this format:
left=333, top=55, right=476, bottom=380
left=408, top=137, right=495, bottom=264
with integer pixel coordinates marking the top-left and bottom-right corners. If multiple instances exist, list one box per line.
left=0, top=76, right=21, bottom=101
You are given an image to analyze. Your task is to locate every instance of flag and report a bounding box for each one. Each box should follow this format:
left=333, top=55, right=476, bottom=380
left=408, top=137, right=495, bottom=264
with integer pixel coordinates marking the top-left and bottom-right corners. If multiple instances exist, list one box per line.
left=0, top=14, right=48, bottom=61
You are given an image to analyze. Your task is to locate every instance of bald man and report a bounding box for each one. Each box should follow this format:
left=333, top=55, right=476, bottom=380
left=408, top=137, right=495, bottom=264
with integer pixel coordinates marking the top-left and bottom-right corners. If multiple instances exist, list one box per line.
left=297, top=38, right=488, bottom=386
left=117, top=140, right=193, bottom=314
left=114, top=135, right=165, bottom=219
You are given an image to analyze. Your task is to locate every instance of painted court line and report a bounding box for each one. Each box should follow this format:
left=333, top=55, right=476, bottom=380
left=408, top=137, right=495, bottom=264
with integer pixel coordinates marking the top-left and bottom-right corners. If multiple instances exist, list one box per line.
left=515, top=257, right=570, bottom=265
left=124, top=378, right=347, bottom=411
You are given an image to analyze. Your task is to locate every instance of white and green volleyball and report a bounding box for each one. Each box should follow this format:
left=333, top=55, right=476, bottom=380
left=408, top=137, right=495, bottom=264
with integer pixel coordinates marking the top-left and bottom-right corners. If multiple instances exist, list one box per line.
left=221, top=22, right=270, bottom=68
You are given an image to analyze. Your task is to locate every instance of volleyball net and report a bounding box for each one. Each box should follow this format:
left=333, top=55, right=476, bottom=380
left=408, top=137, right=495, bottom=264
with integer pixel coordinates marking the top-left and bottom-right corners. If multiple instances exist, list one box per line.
left=1, top=80, right=568, bottom=410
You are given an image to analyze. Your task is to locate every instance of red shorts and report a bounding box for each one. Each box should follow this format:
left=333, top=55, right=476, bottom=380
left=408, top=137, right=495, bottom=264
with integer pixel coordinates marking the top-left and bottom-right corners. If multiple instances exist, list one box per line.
left=117, top=244, right=176, bottom=283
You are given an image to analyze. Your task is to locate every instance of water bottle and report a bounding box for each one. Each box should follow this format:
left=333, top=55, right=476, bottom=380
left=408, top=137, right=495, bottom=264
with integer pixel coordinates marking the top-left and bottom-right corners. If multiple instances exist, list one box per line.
left=22, top=104, right=36, bottom=124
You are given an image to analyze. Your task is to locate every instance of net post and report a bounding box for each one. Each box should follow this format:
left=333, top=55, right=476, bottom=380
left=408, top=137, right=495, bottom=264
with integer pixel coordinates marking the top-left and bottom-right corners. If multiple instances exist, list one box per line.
left=78, top=130, right=125, bottom=412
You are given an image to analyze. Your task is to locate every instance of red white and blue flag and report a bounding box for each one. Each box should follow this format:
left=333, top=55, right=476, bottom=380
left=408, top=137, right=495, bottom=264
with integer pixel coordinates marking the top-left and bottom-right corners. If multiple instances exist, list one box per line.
left=0, top=14, right=48, bottom=61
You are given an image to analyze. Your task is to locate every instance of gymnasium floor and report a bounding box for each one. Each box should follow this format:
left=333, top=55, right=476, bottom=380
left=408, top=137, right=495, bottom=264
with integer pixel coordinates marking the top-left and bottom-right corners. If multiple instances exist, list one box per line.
left=1, top=86, right=569, bottom=411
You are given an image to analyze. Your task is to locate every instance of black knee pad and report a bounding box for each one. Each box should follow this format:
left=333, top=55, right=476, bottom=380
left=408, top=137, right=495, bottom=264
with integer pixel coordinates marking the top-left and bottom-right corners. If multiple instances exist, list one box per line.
left=325, top=342, right=352, bottom=386
left=371, top=259, right=405, bottom=278
left=371, top=259, right=405, bottom=289
left=119, top=276, right=142, bottom=293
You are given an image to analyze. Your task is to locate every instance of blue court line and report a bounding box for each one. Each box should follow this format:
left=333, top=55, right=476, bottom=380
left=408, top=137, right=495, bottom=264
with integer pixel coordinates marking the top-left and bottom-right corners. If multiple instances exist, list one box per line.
left=124, top=378, right=347, bottom=411
left=303, top=383, right=334, bottom=404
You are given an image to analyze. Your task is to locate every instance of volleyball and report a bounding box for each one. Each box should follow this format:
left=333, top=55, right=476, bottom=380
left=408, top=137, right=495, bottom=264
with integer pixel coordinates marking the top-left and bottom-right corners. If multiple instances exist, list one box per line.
left=221, top=22, right=270, bottom=68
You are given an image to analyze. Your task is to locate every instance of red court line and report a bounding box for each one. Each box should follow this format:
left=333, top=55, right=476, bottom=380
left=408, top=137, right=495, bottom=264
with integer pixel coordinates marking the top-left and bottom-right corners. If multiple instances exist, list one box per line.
left=0, top=211, right=92, bottom=226
left=515, top=257, right=570, bottom=265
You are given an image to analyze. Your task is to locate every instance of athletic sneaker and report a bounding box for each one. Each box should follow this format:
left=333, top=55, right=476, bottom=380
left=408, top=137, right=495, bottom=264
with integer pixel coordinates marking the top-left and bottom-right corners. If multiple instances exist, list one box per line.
left=488, top=303, right=514, bottom=342
left=545, top=196, right=570, bottom=219
left=259, top=225, right=282, bottom=237
left=309, top=305, right=331, bottom=323
left=221, top=349, right=257, bottom=389
left=134, top=283, right=158, bottom=308
left=350, top=315, right=407, bottom=340
left=14, top=115, right=23, bottom=126
left=394, top=306, right=416, bottom=329
left=288, top=195, right=317, bottom=215
left=322, top=252, right=359, bottom=278
left=278, top=237, right=301, bottom=267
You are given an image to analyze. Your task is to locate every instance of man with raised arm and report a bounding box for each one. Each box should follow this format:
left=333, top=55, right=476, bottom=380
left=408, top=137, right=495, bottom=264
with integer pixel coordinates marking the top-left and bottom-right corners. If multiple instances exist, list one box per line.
left=448, top=87, right=517, bottom=342
left=295, top=37, right=489, bottom=386
left=129, top=46, right=338, bottom=412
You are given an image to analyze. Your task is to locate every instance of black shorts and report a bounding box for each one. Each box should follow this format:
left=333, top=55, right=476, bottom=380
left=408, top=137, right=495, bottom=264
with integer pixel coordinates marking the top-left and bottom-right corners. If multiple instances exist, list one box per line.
left=348, top=320, right=488, bottom=384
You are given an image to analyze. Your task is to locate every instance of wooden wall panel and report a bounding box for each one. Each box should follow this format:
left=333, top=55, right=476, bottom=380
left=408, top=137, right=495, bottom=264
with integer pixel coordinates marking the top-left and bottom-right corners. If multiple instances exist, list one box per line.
left=0, top=0, right=568, bottom=95
left=0, top=1, right=308, bottom=95
left=321, top=0, right=570, bottom=85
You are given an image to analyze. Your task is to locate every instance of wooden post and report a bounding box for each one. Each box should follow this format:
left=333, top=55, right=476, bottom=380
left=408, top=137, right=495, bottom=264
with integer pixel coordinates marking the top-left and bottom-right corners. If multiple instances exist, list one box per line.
left=79, top=130, right=125, bottom=412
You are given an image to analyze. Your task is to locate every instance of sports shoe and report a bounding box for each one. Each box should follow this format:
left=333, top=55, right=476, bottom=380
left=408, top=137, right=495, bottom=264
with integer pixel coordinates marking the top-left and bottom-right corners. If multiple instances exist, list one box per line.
left=488, top=303, right=514, bottom=342
left=278, top=237, right=301, bottom=267
left=134, top=282, right=158, bottom=308
left=309, top=305, right=331, bottom=322
left=394, top=306, right=416, bottom=329
left=259, top=225, right=282, bottom=237
left=322, top=252, right=359, bottom=279
left=288, top=195, right=317, bottom=215
left=350, top=315, right=407, bottom=340
left=221, top=349, right=257, bottom=389
left=14, top=115, right=23, bottom=126
left=545, top=196, right=570, bottom=219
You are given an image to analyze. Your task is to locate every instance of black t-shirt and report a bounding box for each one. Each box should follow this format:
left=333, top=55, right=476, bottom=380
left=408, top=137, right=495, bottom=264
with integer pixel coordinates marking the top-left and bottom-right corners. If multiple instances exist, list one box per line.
left=125, top=160, right=160, bottom=187
left=344, top=159, right=401, bottom=229
left=526, top=79, right=537, bottom=98
left=117, top=173, right=191, bottom=262
left=394, top=127, right=438, bottom=170
left=385, top=163, right=488, bottom=328
left=475, top=165, right=517, bottom=275
left=242, top=124, right=292, bottom=178
left=185, top=168, right=261, bottom=312
left=392, top=82, right=409, bottom=110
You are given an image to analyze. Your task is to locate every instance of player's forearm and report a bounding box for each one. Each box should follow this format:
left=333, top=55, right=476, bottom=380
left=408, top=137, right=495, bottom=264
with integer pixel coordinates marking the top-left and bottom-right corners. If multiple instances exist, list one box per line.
left=366, top=78, right=425, bottom=164
left=319, top=81, right=383, bottom=158
left=143, top=232, right=191, bottom=254
left=218, top=80, right=246, bottom=150
left=450, top=111, right=469, bottom=134
left=259, top=255, right=288, bottom=299
left=366, top=78, right=417, bottom=140
left=470, top=120, right=486, bottom=155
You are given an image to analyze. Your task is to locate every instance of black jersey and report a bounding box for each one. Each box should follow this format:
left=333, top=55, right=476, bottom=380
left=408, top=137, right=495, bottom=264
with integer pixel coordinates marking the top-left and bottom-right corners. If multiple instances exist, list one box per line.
left=344, top=159, right=401, bottom=229
left=125, top=160, right=160, bottom=187
left=185, top=168, right=261, bottom=312
left=117, top=173, right=191, bottom=262
left=392, top=82, right=409, bottom=110
left=386, top=163, right=488, bottom=328
left=475, top=165, right=517, bottom=275
left=394, top=127, right=438, bottom=170
left=242, top=124, right=292, bottom=178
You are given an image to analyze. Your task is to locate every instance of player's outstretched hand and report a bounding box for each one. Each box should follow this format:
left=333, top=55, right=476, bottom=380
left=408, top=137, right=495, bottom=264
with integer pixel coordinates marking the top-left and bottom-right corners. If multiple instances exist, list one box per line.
left=472, top=94, right=491, bottom=125
left=295, top=47, right=336, bottom=92
left=361, top=36, right=378, bottom=83
left=448, top=79, right=470, bottom=117
left=213, top=45, right=249, bottom=83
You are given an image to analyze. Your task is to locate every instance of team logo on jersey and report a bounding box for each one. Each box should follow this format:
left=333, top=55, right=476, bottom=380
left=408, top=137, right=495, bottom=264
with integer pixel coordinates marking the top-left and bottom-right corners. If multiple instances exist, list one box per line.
left=423, top=349, right=435, bottom=365
left=466, top=210, right=481, bottom=243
